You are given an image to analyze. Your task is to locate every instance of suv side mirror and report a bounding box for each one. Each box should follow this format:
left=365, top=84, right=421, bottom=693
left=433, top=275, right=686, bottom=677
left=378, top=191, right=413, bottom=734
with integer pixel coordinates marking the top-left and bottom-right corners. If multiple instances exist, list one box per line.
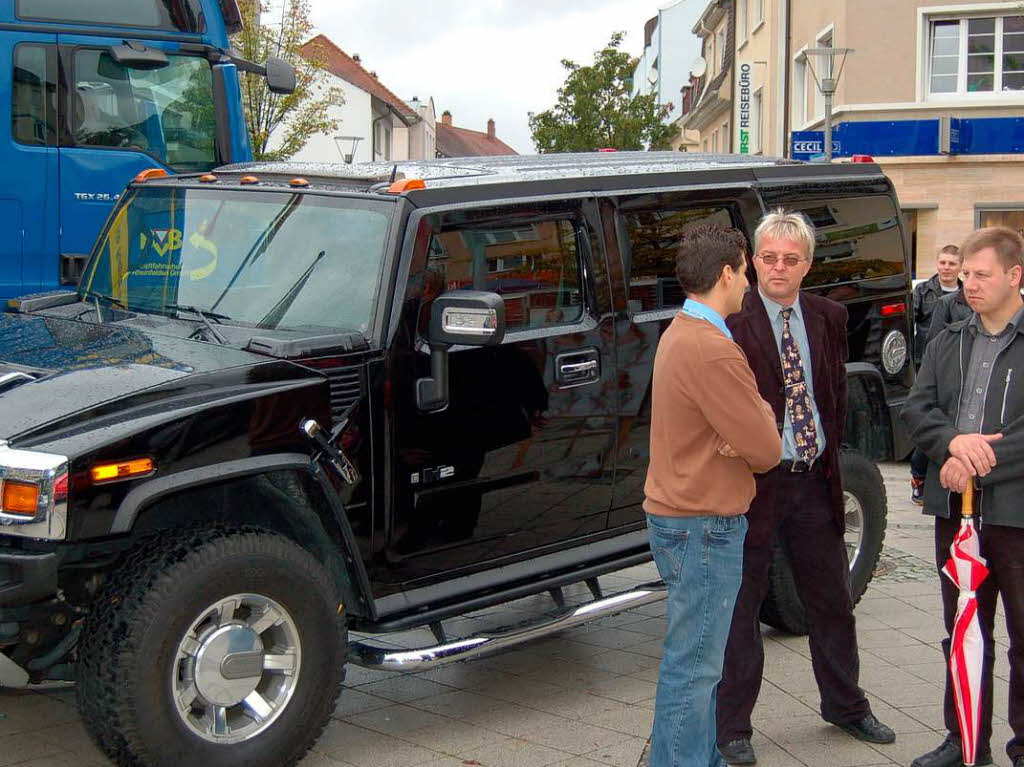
left=265, top=56, right=297, bottom=94
left=417, top=291, right=505, bottom=412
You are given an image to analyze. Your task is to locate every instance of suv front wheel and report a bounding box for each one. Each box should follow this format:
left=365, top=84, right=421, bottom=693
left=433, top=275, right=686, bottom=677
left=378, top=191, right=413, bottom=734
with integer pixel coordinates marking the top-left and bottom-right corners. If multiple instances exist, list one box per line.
left=77, top=528, right=347, bottom=767
left=759, top=450, right=887, bottom=635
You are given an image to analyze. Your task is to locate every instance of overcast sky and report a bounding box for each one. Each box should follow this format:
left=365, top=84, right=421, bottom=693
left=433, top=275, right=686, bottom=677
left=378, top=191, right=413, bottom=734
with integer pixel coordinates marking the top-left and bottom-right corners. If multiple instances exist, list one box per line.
left=301, top=0, right=703, bottom=154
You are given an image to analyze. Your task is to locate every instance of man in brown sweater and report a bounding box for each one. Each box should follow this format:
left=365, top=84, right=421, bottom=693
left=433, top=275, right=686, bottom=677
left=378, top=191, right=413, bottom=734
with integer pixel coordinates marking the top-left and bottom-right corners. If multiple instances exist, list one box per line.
left=644, top=224, right=781, bottom=767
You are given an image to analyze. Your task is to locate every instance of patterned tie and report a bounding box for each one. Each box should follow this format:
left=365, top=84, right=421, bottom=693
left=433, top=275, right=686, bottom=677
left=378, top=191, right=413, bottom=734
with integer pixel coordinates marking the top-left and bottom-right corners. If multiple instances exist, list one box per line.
left=780, top=307, right=819, bottom=462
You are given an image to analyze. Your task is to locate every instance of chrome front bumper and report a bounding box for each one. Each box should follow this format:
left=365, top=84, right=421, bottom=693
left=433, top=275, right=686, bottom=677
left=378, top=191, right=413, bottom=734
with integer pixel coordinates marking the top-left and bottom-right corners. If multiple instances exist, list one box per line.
left=348, top=581, right=666, bottom=672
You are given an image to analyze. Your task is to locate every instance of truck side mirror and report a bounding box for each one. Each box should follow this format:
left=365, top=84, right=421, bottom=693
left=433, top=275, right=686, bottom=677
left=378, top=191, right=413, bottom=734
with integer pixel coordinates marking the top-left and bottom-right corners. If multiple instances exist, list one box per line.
left=264, top=56, right=297, bottom=95
left=416, top=291, right=505, bottom=412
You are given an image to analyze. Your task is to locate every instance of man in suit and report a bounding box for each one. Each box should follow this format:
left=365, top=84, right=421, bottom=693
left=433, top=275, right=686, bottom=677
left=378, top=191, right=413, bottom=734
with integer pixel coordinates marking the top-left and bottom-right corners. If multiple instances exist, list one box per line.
left=716, top=210, right=895, bottom=765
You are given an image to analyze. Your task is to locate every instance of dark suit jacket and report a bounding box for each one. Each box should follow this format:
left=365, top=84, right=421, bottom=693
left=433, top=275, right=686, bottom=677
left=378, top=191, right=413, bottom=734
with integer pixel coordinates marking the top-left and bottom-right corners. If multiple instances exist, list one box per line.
left=726, top=290, right=849, bottom=536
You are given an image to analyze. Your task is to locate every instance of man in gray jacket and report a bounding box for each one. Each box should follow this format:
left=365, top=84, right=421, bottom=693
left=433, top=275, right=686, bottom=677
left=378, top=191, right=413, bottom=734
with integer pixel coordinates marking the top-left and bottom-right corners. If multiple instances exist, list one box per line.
left=902, top=226, right=1024, bottom=767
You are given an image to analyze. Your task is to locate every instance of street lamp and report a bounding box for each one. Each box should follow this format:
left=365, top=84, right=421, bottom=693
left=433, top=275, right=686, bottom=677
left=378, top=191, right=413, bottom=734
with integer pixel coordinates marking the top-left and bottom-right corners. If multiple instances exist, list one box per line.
left=798, top=47, right=853, bottom=162
left=334, top=135, right=363, bottom=164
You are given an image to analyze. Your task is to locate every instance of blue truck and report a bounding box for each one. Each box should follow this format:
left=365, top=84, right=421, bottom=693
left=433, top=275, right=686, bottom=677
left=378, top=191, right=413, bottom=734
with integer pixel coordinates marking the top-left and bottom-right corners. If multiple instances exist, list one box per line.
left=0, top=0, right=293, bottom=299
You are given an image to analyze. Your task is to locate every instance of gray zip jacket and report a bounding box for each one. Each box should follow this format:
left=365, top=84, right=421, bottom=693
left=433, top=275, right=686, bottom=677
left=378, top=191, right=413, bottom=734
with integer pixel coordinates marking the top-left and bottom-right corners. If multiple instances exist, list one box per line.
left=901, top=315, right=1024, bottom=525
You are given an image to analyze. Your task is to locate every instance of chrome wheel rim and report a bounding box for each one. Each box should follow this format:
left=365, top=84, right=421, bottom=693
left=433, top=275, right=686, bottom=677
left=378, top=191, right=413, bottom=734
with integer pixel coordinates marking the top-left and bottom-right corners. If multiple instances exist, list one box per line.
left=844, top=490, right=864, bottom=573
left=172, top=593, right=301, bottom=744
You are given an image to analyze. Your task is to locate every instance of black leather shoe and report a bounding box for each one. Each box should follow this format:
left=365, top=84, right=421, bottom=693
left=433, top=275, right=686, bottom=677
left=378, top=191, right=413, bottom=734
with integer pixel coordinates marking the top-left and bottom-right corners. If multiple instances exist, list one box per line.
left=911, top=735, right=992, bottom=767
left=719, top=738, right=756, bottom=765
left=835, top=712, right=896, bottom=744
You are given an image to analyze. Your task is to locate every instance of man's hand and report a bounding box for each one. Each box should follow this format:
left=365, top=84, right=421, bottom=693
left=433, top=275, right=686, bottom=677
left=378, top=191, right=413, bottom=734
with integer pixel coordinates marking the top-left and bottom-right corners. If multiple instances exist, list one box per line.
left=939, top=456, right=971, bottom=493
left=948, top=433, right=1003, bottom=476
left=718, top=442, right=740, bottom=458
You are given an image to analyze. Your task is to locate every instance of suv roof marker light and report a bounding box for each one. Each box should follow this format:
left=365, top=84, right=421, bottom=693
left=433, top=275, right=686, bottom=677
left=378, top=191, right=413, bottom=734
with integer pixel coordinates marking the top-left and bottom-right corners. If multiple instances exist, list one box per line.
left=386, top=178, right=426, bottom=194
left=134, top=168, right=168, bottom=183
left=289, top=177, right=310, bottom=187
left=1, top=480, right=39, bottom=516
left=597, top=148, right=618, bottom=152
left=198, top=174, right=218, bottom=183
left=239, top=175, right=260, bottom=185
left=850, top=154, right=875, bottom=163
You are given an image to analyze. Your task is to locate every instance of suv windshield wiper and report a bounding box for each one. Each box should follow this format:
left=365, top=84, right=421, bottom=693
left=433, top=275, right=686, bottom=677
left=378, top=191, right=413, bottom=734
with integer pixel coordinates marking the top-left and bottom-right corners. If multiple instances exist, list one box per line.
left=80, top=291, right=127, bottom=322
left=164, top=304, right=230, bottom=345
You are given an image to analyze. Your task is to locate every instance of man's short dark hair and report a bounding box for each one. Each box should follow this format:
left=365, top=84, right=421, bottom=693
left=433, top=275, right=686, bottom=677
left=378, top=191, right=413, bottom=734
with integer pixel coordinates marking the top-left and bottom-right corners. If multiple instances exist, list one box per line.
left=939, top=244, right=961, bottom=259
left=676, top=224, right=748, bottom=296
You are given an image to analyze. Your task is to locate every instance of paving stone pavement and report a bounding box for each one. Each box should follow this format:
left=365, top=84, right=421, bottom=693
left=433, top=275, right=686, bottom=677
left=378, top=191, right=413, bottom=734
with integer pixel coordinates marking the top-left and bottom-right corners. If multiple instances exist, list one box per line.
left=0, top=462, right=1014, bottom=766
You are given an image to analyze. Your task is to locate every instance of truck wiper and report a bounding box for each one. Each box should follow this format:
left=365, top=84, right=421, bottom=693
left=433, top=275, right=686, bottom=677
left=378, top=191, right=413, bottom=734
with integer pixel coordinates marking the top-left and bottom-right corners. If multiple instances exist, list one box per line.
left=164, top=304, right=230, bottom=345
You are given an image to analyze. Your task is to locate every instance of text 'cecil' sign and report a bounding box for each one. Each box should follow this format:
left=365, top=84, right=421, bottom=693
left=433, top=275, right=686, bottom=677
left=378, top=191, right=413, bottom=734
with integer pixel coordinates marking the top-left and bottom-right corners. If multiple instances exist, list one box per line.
left=736, top=61, right=752, bottom=154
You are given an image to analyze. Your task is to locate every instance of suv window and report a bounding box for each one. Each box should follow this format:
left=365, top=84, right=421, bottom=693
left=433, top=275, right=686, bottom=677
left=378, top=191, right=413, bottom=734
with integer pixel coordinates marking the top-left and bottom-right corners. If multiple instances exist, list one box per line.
left=71, top=50, right=217, bottom=171
left=12, top=44, right=57, bottom=146
left=620, top=206, right=734, bottom=315
left=421, top=216, right=585, bottom=332
left=787, top=196, right=905, bottom=289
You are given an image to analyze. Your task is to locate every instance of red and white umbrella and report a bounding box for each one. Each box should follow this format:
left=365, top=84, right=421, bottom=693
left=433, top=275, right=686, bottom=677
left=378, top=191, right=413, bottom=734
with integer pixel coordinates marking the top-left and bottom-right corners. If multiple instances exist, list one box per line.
left=941, top=481, right=989, bottom=767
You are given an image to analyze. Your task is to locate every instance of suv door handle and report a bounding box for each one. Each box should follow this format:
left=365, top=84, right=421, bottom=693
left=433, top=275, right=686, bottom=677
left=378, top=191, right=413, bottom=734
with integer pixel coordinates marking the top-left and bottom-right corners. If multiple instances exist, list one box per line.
left=556, top=348, right=600, bottom=387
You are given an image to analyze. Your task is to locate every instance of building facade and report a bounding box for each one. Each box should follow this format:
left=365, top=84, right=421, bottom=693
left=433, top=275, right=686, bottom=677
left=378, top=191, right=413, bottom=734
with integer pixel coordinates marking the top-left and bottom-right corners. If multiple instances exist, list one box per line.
left=681, top=0, right=736, bottom=153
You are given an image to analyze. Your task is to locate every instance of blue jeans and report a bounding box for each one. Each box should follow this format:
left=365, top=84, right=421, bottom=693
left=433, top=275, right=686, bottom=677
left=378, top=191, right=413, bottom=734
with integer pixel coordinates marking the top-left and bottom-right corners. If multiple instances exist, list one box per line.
left=647, top=513, right=747, bottom=767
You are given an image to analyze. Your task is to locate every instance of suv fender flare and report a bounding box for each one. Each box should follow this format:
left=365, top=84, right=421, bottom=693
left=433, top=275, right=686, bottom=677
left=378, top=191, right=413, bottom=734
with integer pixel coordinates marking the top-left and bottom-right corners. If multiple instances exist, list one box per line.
left=111, top=453, right=375, bottom=619
left=844, top=362, right=894, bottom=460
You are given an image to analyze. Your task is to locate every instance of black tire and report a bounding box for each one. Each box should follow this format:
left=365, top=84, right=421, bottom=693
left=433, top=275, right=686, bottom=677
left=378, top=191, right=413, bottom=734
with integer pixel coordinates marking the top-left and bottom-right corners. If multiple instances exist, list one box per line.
left=76, top=527, right=346, bottom=767
left=758, top=450, right=887, bottom=635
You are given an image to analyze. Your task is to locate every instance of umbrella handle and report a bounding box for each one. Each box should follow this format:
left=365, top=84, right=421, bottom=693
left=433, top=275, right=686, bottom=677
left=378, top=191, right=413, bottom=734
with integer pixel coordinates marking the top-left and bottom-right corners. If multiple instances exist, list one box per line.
left=962, top=480, right=975, bottom=517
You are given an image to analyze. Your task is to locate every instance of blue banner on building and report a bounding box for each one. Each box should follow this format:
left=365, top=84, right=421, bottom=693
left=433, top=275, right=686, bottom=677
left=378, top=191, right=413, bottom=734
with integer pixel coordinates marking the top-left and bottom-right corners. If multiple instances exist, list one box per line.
left=790, top=117, right=1024, bottom=159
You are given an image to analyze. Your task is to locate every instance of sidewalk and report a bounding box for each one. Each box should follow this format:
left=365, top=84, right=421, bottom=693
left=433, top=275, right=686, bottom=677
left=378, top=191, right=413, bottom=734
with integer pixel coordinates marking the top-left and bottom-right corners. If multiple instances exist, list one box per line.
left=0, top=462, right=1011, bottom=767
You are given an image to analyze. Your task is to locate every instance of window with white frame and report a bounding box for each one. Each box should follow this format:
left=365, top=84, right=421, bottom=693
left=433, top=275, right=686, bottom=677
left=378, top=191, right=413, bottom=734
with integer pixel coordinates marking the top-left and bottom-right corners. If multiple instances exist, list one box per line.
left=717, top=27, right=726, bottom=73
left=738, top=0, right=748, bottom=44
left=792, top=52, right=808, bottom=126
left=929, top=14, right=1024, bottom=95
left=814, top=31, right=833, bottom=119
left=712, top=128, right=719, bottom=152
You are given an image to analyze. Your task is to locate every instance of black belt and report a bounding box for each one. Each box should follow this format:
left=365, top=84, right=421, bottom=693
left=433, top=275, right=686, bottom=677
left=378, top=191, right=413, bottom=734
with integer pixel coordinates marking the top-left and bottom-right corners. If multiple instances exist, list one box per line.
left=777, top=458, right=820, bottom=473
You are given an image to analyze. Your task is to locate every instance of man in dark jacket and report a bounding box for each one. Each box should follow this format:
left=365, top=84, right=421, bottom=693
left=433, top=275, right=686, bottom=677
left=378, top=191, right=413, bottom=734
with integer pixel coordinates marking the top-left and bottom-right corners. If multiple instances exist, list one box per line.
left=909, top=246, right=963, bottom=504
left=914, top=245, right=963, bottom=364
left=927, top=285, right=973, bottom=344
left=716, top=210, right=894, bottom=765
left=902, top=226, right=1024, bottom=767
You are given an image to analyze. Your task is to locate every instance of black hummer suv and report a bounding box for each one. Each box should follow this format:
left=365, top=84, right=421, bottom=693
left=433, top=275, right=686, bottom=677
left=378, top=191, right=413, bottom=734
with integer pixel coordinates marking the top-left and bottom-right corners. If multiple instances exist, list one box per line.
left=0, top=152, right=913, bottom=766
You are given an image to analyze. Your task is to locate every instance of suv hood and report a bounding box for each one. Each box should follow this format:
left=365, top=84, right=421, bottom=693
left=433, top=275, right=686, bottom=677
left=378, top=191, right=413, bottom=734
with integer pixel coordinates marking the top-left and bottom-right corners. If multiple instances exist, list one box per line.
left=0, top=313, right=293, bottom=441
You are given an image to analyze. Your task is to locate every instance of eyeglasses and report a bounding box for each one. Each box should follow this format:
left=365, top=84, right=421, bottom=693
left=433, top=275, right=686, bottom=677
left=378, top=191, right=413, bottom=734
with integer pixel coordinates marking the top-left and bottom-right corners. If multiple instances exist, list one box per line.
left=756, top=253, right=806, bottom=268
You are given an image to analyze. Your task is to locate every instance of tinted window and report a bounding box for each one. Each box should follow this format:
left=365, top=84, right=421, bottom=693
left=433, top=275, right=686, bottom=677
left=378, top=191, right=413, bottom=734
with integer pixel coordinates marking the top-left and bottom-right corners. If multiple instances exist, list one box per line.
left=420, top=217, right=585, bottom=333
left=787, top=196, right=905, bottom=289
left=621, top=206, right=734, bottom=314
left=17, top=0, right=205, bottom=32
left=72, top=50, right=217, bottom=171
left=12, top=44, right=57, bottom=146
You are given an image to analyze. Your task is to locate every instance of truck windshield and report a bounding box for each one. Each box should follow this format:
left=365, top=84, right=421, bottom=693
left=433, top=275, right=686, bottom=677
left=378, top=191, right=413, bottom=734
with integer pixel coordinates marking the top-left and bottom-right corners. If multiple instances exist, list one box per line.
left=72, top=51, right=217, bottom=171
left=81, top=187, right=394, bottom=334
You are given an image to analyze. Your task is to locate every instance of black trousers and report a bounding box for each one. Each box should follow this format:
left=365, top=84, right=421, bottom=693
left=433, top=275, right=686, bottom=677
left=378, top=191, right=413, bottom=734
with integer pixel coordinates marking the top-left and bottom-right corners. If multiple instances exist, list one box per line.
left=935, top=516, right=1024, bottom=760
left=716, top=466, right=870, bottom=745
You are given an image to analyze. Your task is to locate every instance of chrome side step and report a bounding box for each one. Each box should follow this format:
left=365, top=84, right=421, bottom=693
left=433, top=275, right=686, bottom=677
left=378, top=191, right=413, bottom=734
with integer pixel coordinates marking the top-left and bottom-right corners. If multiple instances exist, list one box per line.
left=348, top=581, right=666, bottom=672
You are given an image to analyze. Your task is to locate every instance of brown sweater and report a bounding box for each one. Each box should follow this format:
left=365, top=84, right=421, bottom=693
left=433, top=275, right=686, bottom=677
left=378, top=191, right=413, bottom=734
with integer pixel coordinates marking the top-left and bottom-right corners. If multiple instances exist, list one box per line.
left=644, top=314, right=781, bottom=518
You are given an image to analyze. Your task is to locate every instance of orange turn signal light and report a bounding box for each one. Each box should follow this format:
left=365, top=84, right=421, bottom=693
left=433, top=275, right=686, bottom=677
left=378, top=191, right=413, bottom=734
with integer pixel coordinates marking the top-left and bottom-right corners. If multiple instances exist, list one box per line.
left=198, top=174, right=218, bottom=183
left=134, top=168, right=169, bottom=183
left=386, top=178, right=426, bottom=194
left=289, top=177, right=310, bottom=187
left=1, top=480, right=39, bottom=516
left=239, top=175, right=260, bottom=185
left=90, top=458, right=155, bottom=483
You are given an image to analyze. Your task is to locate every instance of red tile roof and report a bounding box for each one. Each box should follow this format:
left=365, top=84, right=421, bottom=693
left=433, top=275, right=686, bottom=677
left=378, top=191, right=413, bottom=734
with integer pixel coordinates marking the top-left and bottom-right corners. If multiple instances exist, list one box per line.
left=299, top=34, right=416, bottom=122
left=436, top=123, right=518, bottom=158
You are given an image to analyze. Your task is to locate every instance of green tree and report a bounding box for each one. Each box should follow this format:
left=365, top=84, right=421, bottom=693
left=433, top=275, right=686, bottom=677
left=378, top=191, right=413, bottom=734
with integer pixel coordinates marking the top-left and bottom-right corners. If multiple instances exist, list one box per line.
left=529, top=32, right=677, bottom=153
left=233, top=0, right=344, bottom=160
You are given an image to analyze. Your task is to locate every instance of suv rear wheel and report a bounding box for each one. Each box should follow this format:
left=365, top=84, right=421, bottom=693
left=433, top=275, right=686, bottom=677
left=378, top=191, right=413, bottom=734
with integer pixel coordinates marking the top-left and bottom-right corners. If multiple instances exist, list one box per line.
left=759, top=450, right=887, bottom=635
left=77, top=528, right=346, bottom=767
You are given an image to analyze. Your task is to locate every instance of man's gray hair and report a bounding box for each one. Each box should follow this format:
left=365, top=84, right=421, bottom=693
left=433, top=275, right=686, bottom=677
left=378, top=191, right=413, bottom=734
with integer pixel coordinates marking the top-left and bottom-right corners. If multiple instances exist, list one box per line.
left=753, top=208, right=816, bottom=260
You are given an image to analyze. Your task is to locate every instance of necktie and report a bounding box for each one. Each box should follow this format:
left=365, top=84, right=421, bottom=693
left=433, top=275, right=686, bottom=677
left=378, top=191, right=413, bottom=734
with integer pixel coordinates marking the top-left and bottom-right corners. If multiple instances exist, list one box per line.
left=780, top=307, right=819, bottom=462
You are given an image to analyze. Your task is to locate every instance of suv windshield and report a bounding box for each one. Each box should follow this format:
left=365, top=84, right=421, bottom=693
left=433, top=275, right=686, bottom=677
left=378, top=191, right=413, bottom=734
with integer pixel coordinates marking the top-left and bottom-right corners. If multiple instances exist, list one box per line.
left=81, top=187, right=393, bottom=334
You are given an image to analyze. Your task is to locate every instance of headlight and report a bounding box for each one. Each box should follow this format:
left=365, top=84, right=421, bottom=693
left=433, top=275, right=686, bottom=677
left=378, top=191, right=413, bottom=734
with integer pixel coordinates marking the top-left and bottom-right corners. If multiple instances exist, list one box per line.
left=0, top=441, right=69, bottom=540
left=881, top=330, right=908, bottom=376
